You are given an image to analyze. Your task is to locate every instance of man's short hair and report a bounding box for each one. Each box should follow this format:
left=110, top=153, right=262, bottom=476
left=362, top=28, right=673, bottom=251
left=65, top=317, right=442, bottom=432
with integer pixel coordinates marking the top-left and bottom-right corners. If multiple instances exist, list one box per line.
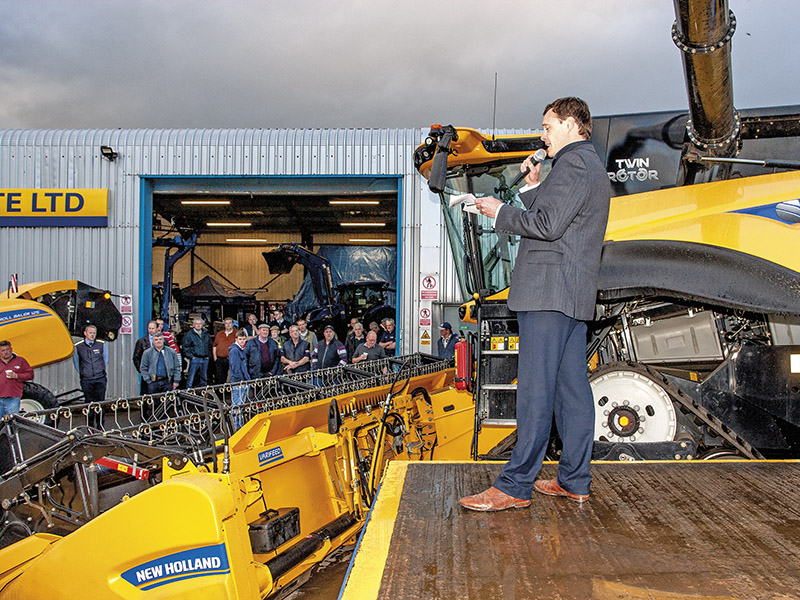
left=382, top=318, right=394, bottom=325
left=152, top=333, right=164, bottom=340
left=544, top=96, right=592, bottom=139
left=224, top=316, right=233, bottom=322
left=0, top=340, right=11, bottom=348
left=296, top=318, right=306, bottom=325
left=236, top=329, right=248, bottom=337
left=84, top=324, right=97, bottom=333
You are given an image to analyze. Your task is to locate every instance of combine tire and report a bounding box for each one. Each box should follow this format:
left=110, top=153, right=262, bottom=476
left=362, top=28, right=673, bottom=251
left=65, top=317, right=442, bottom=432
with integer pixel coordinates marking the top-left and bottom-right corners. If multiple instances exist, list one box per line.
left=589, top=362, right=678, bottom=443
left=20, top=382, right=57, bottom=421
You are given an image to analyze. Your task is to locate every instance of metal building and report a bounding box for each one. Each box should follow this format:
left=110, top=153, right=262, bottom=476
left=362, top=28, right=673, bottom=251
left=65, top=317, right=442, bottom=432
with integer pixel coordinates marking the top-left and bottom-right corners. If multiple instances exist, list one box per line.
left=0, top=127, right=461, bottom=398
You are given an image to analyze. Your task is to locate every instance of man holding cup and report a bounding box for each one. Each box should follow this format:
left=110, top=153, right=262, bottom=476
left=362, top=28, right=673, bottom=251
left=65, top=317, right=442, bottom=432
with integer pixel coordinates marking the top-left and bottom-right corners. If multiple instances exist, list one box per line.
left=0, top=340, right=34, bottom=418
left=351, top=330, right=386, bottom=364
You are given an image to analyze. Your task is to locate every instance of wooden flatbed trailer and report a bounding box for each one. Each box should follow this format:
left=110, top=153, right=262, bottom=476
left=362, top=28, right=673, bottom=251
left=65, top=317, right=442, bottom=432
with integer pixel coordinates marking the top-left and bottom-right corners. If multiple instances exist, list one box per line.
left=341, top=460, right=800, bottom=600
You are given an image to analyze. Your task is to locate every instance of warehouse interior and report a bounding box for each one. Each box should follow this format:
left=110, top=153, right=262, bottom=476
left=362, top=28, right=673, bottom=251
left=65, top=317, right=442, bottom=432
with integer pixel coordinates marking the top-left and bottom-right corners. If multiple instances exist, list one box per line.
left=147, top=176, right=400, bottom=331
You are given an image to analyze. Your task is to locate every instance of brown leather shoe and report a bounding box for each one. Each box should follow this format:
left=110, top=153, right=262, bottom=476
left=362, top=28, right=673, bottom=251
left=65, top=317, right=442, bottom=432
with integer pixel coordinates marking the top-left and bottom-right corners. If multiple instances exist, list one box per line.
left=534, top=478, right=590, bottom=503
left=459, top=486, right=531, bottom=511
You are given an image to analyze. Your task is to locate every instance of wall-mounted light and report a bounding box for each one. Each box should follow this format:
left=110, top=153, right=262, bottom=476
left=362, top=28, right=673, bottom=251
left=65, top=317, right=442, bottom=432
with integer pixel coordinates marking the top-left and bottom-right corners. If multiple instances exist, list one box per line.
left=181, top=200, right=231, bottom=206
left=100, top=145, right=118, bottom=161
left=349, top=238, right=391, bottom=243
left=329, top=200, right=380, bottom=205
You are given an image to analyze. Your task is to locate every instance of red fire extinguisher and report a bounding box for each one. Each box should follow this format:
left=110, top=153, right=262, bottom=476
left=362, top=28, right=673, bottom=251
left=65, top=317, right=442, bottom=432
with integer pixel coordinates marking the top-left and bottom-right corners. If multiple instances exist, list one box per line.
left=454, top=338, right=471, bottom=391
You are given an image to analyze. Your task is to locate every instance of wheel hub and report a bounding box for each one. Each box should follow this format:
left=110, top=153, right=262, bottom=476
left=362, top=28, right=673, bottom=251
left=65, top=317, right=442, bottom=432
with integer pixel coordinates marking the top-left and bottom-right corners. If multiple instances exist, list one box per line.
left=590, top=367, right=677, bottom=443
left=607, top=405, right=640, bottom=437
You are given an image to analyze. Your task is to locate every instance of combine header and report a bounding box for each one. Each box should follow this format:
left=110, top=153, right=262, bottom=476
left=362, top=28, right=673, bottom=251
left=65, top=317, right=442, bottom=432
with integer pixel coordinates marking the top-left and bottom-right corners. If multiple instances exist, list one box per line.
left=0, top=354, right=459, bottom=598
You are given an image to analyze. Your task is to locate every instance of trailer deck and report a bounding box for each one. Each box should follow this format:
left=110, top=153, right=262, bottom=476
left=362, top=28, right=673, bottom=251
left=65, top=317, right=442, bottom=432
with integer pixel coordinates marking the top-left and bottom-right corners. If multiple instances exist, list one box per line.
left=341, top=460, right=800, bottom=600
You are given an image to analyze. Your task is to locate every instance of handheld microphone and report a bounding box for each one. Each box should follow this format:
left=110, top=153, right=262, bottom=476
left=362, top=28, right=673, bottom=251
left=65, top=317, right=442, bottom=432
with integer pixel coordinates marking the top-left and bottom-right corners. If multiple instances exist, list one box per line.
left=509, top=148, right=547, bottom=188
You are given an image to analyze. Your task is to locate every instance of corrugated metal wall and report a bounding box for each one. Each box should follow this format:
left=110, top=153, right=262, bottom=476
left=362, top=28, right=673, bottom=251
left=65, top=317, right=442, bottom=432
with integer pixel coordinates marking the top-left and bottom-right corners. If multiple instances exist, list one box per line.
left=0, top=127, right=464, bottom=398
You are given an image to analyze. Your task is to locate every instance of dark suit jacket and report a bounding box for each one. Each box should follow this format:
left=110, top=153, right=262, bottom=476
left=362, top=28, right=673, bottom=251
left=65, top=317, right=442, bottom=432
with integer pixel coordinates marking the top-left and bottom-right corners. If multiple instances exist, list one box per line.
left=132, top=336, right=150, bottom=372
left=494, top=140, right=610, bottom=321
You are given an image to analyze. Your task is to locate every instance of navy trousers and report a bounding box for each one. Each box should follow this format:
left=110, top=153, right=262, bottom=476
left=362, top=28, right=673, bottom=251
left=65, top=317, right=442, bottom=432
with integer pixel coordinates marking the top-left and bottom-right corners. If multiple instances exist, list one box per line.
left=493, top=311, right=594, bottom=498
left=80, top=377, right=106, bottom=430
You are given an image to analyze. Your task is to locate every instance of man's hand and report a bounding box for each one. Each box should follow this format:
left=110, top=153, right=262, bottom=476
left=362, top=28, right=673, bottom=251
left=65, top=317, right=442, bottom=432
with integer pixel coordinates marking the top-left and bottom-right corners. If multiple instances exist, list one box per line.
left=474, top=196, right=502, bottom=219
left=521, top=153, right=542, bottom=187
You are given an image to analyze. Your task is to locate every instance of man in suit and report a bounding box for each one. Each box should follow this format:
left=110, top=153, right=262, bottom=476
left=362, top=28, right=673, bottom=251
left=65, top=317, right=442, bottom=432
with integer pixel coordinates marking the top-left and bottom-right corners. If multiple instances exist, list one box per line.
left=460, top=97, right=610, bottom=510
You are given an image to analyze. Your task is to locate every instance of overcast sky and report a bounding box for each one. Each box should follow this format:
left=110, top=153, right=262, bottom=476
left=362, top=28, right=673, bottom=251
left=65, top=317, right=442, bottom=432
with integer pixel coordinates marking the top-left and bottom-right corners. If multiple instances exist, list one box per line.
left=0, top=0, right=797, bottom=131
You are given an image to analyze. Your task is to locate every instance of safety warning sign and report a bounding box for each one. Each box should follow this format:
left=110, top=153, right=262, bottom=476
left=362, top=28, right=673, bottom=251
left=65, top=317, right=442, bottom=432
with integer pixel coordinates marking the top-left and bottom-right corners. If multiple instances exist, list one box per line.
left=419, top=306, right=431, bottom=327
left=120, top=315, right=133, bottom=335
left=120, top=294, right=132, bottom=314
left=420, top=274, right=438, bottom=300
left=420, top=330, right=431, bottom=346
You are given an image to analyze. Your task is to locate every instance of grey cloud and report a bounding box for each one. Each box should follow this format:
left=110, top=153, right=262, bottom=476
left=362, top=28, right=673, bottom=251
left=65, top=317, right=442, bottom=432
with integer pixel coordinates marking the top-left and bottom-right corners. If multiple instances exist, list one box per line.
left=0, top=0, right=796, bottom=130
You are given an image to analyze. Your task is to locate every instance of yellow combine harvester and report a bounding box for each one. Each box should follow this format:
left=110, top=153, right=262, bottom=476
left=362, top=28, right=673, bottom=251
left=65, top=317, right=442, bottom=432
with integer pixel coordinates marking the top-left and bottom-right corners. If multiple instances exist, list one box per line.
left=0, top=280, right=121, bottom=412
left=3, top=2, right=800, bottom=597
left=0, top=354, right=475, bottom=598
left=412, top=0, right=800, bottom=461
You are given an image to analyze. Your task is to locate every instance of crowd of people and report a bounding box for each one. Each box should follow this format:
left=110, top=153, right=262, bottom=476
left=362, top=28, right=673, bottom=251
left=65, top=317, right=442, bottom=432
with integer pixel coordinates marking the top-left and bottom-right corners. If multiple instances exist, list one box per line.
left=0, top=307, right=456, bottom=421
left=130, top=307, right=411, bottom=395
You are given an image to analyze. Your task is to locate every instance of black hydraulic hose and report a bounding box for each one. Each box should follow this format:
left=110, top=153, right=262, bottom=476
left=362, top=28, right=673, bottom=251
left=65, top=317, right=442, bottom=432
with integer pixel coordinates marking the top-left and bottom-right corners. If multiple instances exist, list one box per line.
left=367, top=359, right=412, bottom=497
left=265, top=513, right=357, bottom=581
left=201, top=392, right=217, bottom=473
left=208, top=390, right=231, bottom=474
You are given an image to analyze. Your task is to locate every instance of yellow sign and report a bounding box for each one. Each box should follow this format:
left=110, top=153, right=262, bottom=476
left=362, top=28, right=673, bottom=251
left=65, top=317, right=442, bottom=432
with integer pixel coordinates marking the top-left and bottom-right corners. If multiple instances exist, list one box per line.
left=420, top=330, right=431, bottom=346
left=508, top=336, right=519, bottom=351
left=490, top=336, right=505, bottom=351
left=1, top=189, right=108, bottom=227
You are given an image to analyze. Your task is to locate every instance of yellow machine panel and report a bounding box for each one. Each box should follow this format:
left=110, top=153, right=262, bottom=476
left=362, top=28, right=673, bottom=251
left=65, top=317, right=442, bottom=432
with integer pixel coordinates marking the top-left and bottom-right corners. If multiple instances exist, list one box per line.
left=0, top=299, right=74, bottom=368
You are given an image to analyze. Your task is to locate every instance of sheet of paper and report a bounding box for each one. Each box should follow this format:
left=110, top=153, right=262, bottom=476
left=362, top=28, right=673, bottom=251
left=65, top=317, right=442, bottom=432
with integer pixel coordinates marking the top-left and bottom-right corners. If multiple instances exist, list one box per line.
left=449, top=193, right=480, bottom=215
